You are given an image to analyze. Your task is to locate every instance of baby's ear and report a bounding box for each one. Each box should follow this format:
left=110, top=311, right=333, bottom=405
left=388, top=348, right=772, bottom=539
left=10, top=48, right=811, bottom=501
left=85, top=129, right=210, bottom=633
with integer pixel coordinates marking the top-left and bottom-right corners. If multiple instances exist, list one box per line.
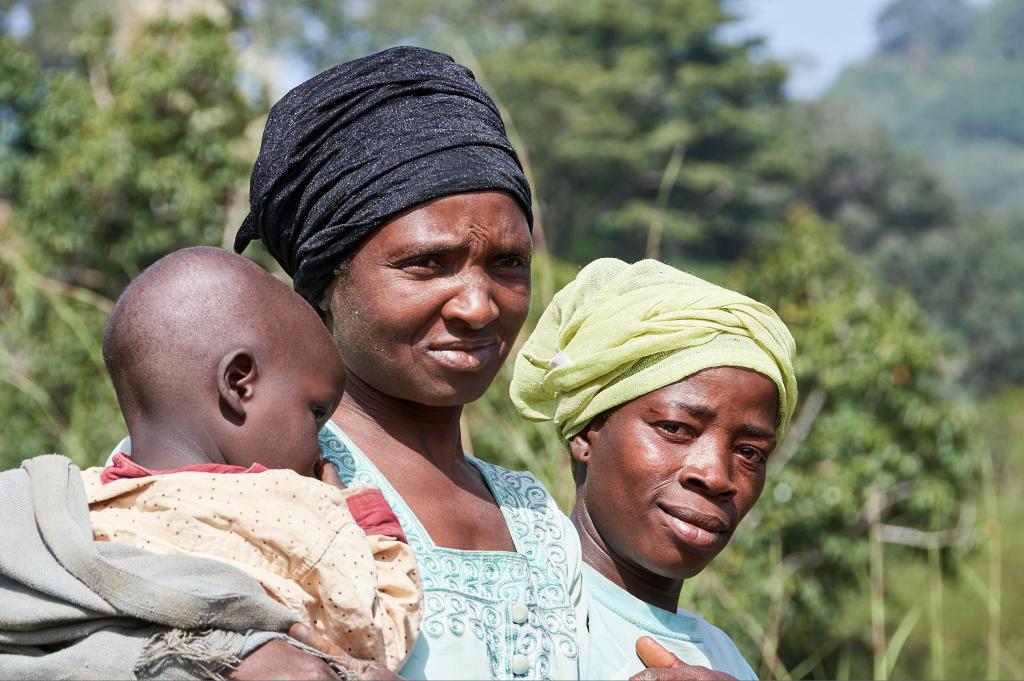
left=218, top=350, right=258, bottom=422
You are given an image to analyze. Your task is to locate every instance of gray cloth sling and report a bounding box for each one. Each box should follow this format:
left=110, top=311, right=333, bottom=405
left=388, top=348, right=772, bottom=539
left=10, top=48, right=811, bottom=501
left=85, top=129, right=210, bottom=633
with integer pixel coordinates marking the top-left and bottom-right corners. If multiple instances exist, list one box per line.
left=0, top=455, right=301, bottom=679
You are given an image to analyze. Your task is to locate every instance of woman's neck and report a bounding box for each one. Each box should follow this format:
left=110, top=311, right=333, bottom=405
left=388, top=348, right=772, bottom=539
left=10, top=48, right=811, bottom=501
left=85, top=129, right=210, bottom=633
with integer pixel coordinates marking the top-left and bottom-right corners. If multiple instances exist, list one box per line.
left=333, top=372, right=518, bottom=553
left=572, top=498, right=684, bottom=613
left=333, top=373, right=467, bottom=475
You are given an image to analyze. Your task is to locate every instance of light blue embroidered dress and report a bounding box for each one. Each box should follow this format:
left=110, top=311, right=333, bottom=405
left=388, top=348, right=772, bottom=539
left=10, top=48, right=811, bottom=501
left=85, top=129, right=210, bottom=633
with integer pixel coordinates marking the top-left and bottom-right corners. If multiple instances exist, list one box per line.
left=582, top=564, right=756, bottom=680
left=319, top=421, right=585, bottom=680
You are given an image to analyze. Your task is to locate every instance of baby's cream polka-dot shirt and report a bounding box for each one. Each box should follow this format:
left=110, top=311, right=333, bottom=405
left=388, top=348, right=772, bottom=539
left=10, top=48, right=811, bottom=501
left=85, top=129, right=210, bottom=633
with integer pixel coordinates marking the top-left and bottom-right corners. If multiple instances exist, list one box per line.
left=81, top=466, right=421, bottom=671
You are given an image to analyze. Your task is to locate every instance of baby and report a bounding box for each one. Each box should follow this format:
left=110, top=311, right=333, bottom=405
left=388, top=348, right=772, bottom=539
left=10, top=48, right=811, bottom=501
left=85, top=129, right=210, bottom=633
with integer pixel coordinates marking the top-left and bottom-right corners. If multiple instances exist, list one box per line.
left=81, top=246, right=420, bottom=672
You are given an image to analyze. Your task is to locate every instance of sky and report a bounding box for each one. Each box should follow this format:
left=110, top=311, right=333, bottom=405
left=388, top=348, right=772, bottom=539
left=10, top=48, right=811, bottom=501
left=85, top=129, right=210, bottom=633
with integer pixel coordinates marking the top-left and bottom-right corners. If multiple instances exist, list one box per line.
left=731, top=0, right=893, bottom=99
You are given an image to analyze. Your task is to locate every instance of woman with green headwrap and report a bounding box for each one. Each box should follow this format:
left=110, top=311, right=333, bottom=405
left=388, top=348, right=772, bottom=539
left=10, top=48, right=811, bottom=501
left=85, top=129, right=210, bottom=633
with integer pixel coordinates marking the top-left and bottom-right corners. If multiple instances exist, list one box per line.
left=511, top=259, right=797, bottom=680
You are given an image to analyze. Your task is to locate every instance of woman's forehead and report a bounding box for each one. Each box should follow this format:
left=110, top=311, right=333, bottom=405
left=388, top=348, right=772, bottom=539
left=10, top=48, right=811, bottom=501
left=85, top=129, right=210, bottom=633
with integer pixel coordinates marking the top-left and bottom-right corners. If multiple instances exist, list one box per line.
left=394, top=222, right=532, bottom=249
left=631, top=369, right=779, bottom=423
left=371, top=199, right=531, bottom=251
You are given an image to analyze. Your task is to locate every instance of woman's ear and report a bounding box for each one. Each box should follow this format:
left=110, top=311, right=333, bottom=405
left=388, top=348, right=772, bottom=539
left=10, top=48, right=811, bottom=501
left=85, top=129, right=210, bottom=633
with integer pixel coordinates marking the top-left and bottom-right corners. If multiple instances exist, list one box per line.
left=318, top=281, right=337, bottom=330
left=218, top=350, right=258, bottom=423
left=568, top=432, right=590, bottom=486
left=568, top=431, right=593, bottom=466
left=569, top=413, right=609, bottom=475
left=569, top=423, right=601, bottom=486
left=317, top=300, right=334, bottom=330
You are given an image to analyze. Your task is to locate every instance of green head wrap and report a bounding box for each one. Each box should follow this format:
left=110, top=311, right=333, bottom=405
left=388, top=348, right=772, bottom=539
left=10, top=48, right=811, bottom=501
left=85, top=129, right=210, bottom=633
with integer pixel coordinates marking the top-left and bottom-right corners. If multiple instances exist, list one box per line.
left=510, top=258, right=798, bottom=446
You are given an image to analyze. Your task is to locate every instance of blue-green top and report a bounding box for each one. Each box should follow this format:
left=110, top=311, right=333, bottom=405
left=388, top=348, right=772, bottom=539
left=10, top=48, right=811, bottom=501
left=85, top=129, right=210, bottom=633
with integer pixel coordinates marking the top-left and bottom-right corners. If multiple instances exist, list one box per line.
left=319, top=421, right=584, bottom=680
left=581, top=563, right=756, bottom=679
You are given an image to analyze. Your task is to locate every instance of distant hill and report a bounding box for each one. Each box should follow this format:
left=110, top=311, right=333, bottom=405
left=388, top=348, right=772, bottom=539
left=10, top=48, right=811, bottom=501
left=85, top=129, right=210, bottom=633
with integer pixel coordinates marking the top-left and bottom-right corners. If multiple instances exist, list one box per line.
left=826, top=0, right=1024, bottom=219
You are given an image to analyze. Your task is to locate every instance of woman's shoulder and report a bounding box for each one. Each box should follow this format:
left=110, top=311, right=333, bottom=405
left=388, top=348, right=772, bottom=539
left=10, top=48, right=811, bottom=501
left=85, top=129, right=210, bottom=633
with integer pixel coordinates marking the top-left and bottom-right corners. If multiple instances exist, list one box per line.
left=674, top=606, right=757, bottom=680
left=673, top=605, right=735, bottom=643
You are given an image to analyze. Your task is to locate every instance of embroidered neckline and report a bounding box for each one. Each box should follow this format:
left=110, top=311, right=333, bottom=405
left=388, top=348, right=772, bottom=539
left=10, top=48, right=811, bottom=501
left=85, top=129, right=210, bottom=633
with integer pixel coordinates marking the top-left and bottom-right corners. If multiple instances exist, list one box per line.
left=321, top=420, right=528, bottom=558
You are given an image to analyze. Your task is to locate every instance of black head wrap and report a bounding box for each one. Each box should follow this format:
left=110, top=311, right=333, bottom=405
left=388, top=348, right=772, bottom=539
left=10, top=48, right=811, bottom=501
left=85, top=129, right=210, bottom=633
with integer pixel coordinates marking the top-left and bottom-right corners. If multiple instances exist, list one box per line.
left=234, top=46, right=534, bottom=306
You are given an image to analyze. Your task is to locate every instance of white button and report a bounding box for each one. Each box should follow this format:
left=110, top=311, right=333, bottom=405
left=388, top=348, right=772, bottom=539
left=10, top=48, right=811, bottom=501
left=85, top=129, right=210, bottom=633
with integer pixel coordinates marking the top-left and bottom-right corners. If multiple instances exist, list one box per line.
left=511, top=654, right=529, bottom=676
left=511, top=602, right=529, bottom=624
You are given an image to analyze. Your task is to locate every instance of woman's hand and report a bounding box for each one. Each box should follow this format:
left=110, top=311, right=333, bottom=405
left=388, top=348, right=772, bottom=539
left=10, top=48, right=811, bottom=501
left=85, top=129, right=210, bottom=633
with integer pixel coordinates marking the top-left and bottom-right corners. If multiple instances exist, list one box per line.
left=287, top=622, right=401, bottom=680
left=629, top=636, right=739, bottom=681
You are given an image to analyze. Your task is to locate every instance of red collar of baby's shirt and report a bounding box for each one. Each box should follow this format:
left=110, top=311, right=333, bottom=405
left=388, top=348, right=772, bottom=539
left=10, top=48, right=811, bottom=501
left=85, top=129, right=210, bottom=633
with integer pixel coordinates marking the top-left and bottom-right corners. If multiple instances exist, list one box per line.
left=101, top=453, right=408, bottom=542
left=101, top=452, right=268, bottom=484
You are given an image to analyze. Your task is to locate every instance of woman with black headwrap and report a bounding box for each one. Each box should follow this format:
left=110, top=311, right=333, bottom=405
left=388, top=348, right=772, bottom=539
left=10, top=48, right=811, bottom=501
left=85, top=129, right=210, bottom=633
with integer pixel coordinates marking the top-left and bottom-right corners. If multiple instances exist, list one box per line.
left=235, top=47, right=583, bottom=680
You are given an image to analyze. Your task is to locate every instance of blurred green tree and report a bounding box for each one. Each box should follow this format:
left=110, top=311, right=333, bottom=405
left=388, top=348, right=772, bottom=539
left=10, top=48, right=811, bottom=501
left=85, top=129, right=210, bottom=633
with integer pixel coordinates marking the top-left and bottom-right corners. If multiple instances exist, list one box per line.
left=875, top=214, right=1024, bottom=393
left=819, top=0, right=1024, bottom=392
left=782, top=106, right=958, bottom=253
left=876, top=0, right=974, bottom=55
left=0, top=13, right=258, bottom=468
left=829, top=0, right=1024, bottom=217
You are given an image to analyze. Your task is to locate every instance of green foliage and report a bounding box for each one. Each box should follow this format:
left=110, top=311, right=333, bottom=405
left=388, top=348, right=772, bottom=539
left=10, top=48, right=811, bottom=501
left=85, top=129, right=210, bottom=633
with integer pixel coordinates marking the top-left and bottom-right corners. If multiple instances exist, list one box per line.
left=0, top=222, right=119, bottom=469
left=6, top=15, right=254, bottom=293
left=467, top=0, right=790, bottom=263
left=850, top=388, right=1024, bottom=680
left=876, top=0, right=974, bottom=55
left=820, top=0, right=1024, bottom=392
left=0, top=14, right=259, bottom=469
left=782, top=106, right=958, bottom=252
left=874, top=213, right=1024, bottom=393
left=829, top=0, right=1024, bottom=217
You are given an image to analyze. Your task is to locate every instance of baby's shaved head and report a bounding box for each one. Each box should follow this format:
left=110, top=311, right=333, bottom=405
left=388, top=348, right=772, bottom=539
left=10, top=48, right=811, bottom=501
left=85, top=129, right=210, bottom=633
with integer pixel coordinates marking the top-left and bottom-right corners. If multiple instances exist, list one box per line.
left=103, top=247, right=333, bottom=425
